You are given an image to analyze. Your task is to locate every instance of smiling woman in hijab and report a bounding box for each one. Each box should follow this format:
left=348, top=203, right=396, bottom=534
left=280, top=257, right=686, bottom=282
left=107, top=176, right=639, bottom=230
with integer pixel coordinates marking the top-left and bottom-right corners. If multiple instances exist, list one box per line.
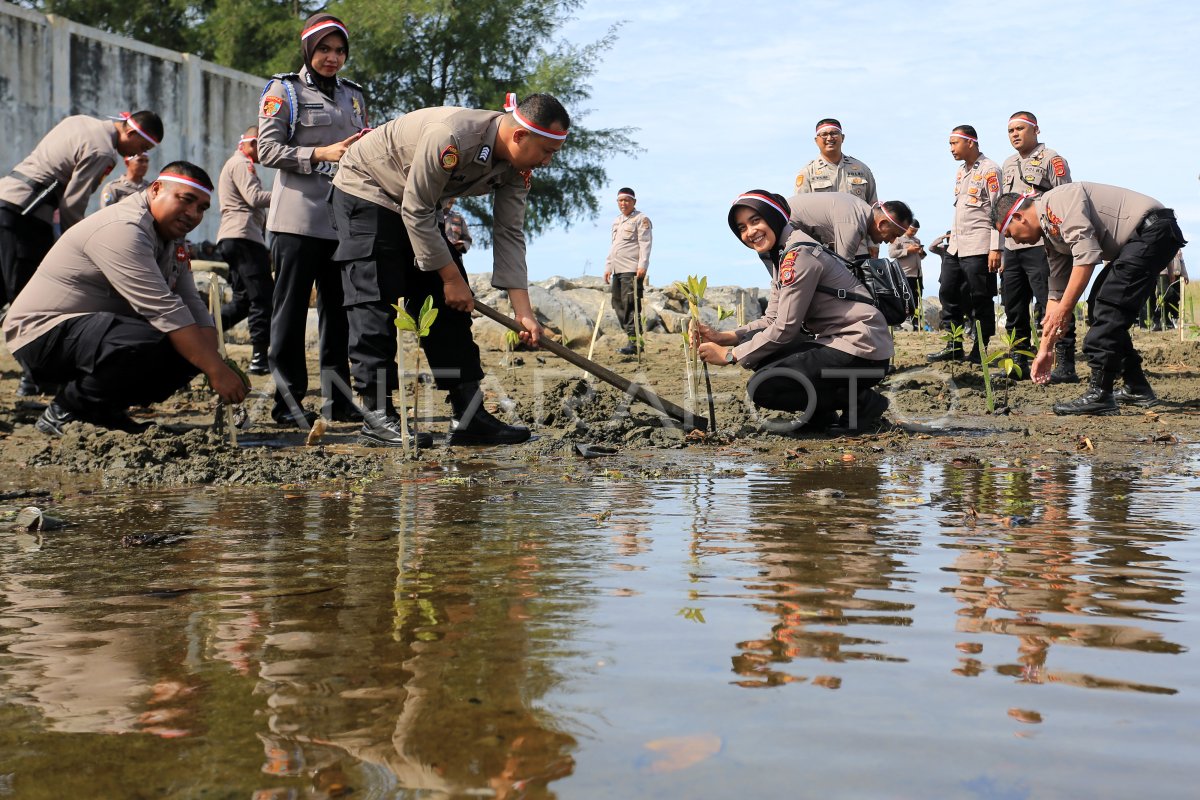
left=257, top=12, right=369, bottom=429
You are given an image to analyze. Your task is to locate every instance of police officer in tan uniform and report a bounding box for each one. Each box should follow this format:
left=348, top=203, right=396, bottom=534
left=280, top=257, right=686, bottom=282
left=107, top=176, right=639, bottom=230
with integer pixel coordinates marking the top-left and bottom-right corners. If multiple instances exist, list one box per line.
left=794, top=119, right=878, bottom=204
left=888, top=220, right=925, bottom=329
left=217, top=126, right=274, bottom=374
left=928, top=125, right=1003, bottom=363
left=331, top=93, right=569, bottom=447
left=698, top=190, right=893, bottom=433
left=994, top=183, right=1186, bottom=415
left=2, top=162, right=247, bottom=436
left=442, top=198, right=473, bottom=254
left=259, top=12, right=367, bottom=428
left=786, top=192, right=912, bottom=261
left=1000, top=111, right=1072, bottom=380
left=603, top=187, right=652, bottom=354
left=1, top=110, right=162, bottom=395
left=100, top=153, right=150, bottom=207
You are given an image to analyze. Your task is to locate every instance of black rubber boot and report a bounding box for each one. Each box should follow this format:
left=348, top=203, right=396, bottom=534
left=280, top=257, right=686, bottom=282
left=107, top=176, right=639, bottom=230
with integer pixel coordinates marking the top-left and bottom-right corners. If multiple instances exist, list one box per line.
left=16, top=374, right=47, bottom=397
left=35, top=401, right=79, bottom=437
left=1049, top=341, right=1078, bottom=384
left=248, top=348, right=270, bottom=375
left=448, top=382, right=530, bottom=445
left=829, top=389, right=889, bottom=435
left=1053, top=372, right=1118, bottom=416
left=359, top=408, right=433, bottom=448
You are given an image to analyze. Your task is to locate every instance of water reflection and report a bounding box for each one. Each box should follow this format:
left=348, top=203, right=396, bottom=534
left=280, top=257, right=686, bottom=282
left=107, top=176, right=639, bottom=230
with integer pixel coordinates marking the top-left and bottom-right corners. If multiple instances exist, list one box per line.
left=729, top=465, right=916, bottom=687
left=939, top=460, right=1185, bottom=705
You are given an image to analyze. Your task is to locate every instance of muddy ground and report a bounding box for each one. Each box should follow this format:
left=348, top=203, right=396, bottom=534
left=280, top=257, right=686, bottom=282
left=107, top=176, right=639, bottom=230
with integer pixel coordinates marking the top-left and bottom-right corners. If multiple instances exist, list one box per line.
left=2, top=321, right=1199, bottom=498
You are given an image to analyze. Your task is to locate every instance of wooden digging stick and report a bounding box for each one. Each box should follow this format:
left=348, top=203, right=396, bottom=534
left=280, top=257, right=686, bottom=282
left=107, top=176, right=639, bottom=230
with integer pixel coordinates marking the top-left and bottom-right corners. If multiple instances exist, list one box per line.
left=474, top=300, right=707, bottom=431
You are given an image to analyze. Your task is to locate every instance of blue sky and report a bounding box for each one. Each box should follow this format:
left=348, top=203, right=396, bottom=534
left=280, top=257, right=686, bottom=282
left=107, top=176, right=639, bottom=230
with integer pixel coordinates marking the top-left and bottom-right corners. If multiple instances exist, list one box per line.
left=520, top=0, right=1200, bottom=292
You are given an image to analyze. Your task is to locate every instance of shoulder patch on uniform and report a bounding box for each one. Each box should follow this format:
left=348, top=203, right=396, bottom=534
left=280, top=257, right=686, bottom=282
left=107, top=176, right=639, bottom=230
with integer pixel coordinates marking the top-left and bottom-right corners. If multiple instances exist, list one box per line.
left=987, top=172, right=1000, bottom=195
left=247, top=162, right=256, bottom=176
left=794, top=173, right=804, bottom=188
left=440, top=144, right=459, bottom=171
left=778, top=250, right=798, bottom=286
left=262, top=96, right=283, bottom=117
left=1051, top=156, right=1066, bottom=178
left=1046, top=205, right=1063, bottom=226
left=640, top=217, right=650, bottom=229
left=476, top=145, right=491, bottom=163
left=176, top=244, right=191, bottom=271
left=519, top=169, right=532, bottom=189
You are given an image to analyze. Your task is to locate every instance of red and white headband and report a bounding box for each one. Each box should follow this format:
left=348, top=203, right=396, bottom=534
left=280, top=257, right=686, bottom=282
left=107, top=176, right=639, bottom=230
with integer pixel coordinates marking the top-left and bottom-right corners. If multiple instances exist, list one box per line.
left=302, top=20, right=348, bottom=41
left=875, top=202, right=908, bottom=231
left=950, top=131, right=978, bottom=143
left=503, top=92, right=568, bottom=141
left=112, top=112, right=159, bottom=147
left=617, top=192, right=635, bottom=200
left=734, top=192, right=788, bottom=222
left=1009, top=116, right=1037, bottom=128
left=238, top=135, right=257, bottom=144
left=1000, top=193, right=1033, bottom=235
left=816, top=123, right=843, bottom=135
left=156, top=172, right=212, bottom=197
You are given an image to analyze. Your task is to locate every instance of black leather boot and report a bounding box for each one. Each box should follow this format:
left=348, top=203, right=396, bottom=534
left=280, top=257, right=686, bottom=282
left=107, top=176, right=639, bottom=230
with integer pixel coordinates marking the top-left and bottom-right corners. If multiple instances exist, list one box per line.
left=448, top=382, right=530, bottom=445
left=1115, top=363, right=1158, bottom=407
left=1049, top=341, right=1078, bottom=384
left=248, top=348, right=270, bottom=375
left=1053, top=373, right=1118, bottom=416
left=829, top=389, right=890, bottom=435
left=927, top=343, right=964, bottom=362
left=359, top=407, right=433, bottom=448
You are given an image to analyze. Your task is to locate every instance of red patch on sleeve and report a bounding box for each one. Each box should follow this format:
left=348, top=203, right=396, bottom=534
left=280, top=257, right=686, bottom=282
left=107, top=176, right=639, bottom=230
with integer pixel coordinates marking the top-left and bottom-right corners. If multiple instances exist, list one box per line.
left=778, top=250, right=798, bottom=286
left=519, top=169, right=532, bottom=189
left=1046, top=205, right=1063, bottom=226
left=262, top=96, right=283, bottom=118
left=175, top=244, right=191, bottom=271
left=439, top=145, right=459, bottom=171
left=987, top=172, right=1000, bottom=195
left=1051, top=157, right=1066, bottom=178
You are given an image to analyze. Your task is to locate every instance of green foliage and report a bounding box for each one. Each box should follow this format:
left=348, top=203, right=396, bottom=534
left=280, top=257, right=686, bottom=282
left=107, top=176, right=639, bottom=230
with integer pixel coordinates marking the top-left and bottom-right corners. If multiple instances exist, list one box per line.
left=986, top=330, right=1035, bottom=380
left=394, top=295, right=438, bottom=337
left=675, top=275, right=708, bottom=317
left=715, top=304, right=735, bottom=322
left=975, top=320, right=994, bottom=413
left=942, top=322, right=965, bottom=347
left=504, top=329, right=521, bottom=349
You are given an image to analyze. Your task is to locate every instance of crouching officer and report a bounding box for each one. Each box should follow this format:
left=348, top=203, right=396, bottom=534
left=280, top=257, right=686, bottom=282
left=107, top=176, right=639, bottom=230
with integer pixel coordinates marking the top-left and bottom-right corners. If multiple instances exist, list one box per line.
left=2, top=162, right=248, bottom=435
left=994, top=183, right=1186, bottom=414
left=330, top=93, right=569, bottom=446
left=1, top=110, right=163, bottom=395
left=698, top=191, right=894, bottom=433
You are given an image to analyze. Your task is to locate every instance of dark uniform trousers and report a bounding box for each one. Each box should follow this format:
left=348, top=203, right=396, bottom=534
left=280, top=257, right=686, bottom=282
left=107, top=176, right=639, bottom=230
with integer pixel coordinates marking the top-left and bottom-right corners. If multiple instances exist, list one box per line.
left=610, top=272, right=644, bottom=338
left=0, top=205, right=55, bottom=307
left=331, top=188, right=483, bottom=412
left=219, top=238, right=274, bottom=349
left=905, top=276, right=923, bottom=329
left=268, top=233, right=353, bottom=420
left=939, top=253, right=997, bottom=341
left=746, top=340, right=889, bottom=418
left=13, top=312, right=199, bottom=415
left=1082, top=209, right=1186, bottom=378
left=1000, top=246, right=1050, bottom=350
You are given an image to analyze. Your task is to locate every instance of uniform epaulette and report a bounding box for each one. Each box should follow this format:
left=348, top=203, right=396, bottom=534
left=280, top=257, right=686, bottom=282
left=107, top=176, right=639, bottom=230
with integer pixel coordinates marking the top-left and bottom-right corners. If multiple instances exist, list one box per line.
left=270, top=72, right=301, bottom=81
left=339, top=77, right=364, bottom=91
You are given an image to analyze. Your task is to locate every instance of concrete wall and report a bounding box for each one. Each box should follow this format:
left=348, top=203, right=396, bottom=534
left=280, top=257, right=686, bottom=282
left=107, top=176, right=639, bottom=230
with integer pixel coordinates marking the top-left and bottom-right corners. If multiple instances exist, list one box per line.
left=0, top=1, right=270, bottom=243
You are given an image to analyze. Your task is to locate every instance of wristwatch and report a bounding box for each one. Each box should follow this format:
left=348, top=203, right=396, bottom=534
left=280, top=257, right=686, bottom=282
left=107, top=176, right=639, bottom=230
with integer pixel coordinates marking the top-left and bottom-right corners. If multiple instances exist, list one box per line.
left=724, top=349, right=737, bottom=365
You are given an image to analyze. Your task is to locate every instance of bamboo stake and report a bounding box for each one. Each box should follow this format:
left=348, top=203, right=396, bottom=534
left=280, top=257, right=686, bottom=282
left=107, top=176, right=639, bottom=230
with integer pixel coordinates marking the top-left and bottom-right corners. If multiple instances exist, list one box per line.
left=583, top=295, right=606, bottom=380
left=207, top=278, right=238, bottom=447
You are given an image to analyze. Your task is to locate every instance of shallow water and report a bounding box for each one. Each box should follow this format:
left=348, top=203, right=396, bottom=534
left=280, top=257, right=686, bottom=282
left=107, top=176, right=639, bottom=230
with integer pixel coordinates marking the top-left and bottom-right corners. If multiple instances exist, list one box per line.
left=1, top=452, right=1198, bottom=799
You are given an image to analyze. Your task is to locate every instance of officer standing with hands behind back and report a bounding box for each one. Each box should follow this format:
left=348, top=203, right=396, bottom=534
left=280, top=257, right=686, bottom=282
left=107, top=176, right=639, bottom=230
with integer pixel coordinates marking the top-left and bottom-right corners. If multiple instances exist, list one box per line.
left=604, top=187, right=652, bottom=355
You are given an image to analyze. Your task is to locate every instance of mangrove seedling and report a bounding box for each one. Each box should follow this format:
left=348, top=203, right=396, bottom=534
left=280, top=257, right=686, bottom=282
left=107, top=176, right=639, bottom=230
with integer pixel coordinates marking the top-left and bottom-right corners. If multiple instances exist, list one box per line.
left=393, top=295, right=439, bottom=457
left=675, top=275, right=716, bottom=428
left=942, top=321, right=966, bottom=353
left=974, top=320, right=995, bottom=413
left=985, top=329, right=1035, bottom=410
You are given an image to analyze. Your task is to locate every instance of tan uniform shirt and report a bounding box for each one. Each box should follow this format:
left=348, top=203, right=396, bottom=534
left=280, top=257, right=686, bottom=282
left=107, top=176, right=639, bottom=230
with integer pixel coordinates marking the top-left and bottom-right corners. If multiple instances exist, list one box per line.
left=786, top=192, right=874, bottom=260
left=258, top=67, right=368, bottom=240
left=1001, top=144, right=1071, bottom=252
left=0, top=115, right=120, bottom=229
left=1034, top=182, right=1164, bottom=300
left=794, top=154, right=878, bottom=204
left=888, top=234, right=924, bottom=278
left=929, top=232, right=951, bottom=258
left=333, top=107, right=531, bottom=290
left=731, top=226, right=894, bottom=368
left=1166, top=251, right=1188, bottom=281
left=99, top=176, right=149, bottom=208
left=3, top=192, right=212, bottom=354
left=949, top=154, right=1003, bottom=257
left=605, top=210, right=652, bottom=274
left=216, top=152, right=272, bottom=246
left=443, top=209, right=473, bottom=253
